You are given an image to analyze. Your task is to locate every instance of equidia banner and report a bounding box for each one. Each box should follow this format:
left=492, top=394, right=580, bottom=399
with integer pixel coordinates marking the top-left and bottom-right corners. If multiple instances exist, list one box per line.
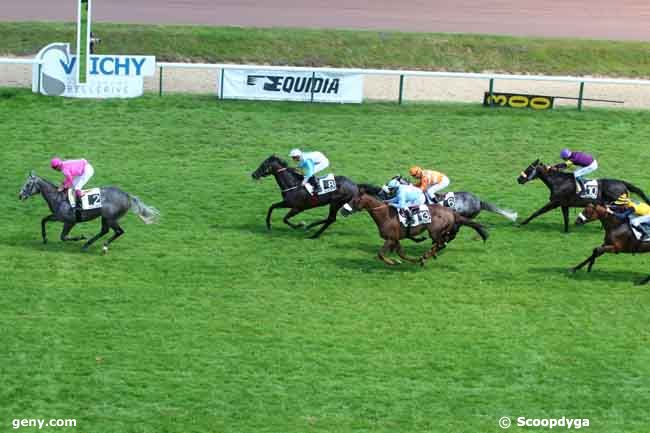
left=220, top=69, right=363, bottom=103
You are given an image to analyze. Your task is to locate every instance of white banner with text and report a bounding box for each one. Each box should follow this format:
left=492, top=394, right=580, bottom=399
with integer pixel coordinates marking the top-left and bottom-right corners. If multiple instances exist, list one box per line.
left=220, top=69, right=363, bottom=103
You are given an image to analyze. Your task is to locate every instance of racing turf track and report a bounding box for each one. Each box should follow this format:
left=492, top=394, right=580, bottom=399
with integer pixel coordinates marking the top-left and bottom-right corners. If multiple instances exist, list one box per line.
left=2, top=90, right=650, bottom=433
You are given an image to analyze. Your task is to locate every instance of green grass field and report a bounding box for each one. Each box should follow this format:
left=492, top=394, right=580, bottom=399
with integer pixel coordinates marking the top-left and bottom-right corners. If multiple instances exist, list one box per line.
left=1, top=89, right=650, bottom=432
left=2, top=22, right=650, bottom=77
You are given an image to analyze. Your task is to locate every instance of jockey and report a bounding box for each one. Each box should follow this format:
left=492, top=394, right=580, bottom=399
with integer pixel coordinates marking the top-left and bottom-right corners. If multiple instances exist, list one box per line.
left=409, top=166, right=450, bottom=204
left=50, top=157, right=94, bottom=198
left=555, top=149, right=598, bottom=193
left=384, top=178, right=426, bottom=225
left=611, top=194, right=650, bottom=240
left=289, top=148, right=329, bottom=195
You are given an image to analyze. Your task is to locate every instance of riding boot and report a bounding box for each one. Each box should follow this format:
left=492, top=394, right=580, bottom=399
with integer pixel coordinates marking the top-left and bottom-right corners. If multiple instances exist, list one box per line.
left=309, top=177, right=319, bottom=195
left=575, top=177, right=584, bottom=194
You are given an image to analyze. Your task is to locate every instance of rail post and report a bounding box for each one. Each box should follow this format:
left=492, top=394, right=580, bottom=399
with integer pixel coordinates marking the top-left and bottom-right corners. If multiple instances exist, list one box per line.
left=159, top=65, right=163, bottom=96
left=398, top=74, right=404, bottom=105
left=577, top=82, right=585, bottom=111
left=488, top=78, right=495, bottom=107
left=310, top=72, right=316, bottom=103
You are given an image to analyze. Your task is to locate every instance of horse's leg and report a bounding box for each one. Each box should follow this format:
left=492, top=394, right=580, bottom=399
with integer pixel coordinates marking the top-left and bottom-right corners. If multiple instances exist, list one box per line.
left=561, top=206, right=570, bottom=233
left=101, top=221, right=125, bottom=253
left=308, top=205, right=339, bottom=239
left=266, top=201, right=287, bottom=230
left=396, top=242, right=419, bottom=263
left=407, top=235, right=427, bottom=243
left=587, top=245, right=616, bottom=272
left=82, top=218, right=110, bottom=250
left=569, top=246, right=602, bottom=273
left=520, top=201, right=560, bottom=226
left=378, top=240, right=397, bottom=265
left=60, top=222, right=85, bottom=242
left=419, top=243, right=439, bottom=266
left=283, top=208, right=305, bottom=229
left=41, top=214, right=56, bottom=244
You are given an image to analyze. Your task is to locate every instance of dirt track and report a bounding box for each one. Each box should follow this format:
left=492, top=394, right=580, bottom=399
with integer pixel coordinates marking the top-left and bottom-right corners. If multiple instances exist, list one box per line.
left=3, top=0, right=650, bottom=41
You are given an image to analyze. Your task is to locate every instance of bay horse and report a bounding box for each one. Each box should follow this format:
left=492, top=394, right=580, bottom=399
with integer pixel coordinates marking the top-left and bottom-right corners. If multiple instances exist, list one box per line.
left=19, top=172, right=160, bottom=252
left=349, top=184, right=489, bottom=266
left=571, top=203, right=650, bottom=285
left=517, top=159, right=650, bottom=232
left=251, top=155, right=358, bottom=239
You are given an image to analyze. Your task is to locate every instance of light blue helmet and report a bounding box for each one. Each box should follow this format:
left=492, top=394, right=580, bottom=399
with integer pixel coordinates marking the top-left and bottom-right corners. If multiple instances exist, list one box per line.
left=387, top=178, right=401, bottom=189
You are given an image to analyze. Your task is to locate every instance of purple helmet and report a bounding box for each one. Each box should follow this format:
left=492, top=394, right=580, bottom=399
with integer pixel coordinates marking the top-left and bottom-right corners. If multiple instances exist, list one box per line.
left=560, top=149, right=572, bottom=160
left=50, top=157, right=63, bottom=169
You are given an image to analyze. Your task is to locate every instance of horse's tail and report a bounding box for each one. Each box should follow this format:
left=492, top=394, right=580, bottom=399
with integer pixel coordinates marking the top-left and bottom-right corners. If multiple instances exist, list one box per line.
left=622, top=181, right=650, bottom=204
left=480, top=200, right=518, bottom=222
left=458, top=216, right=489, bottom=242
left=129, top=195, right=160, bottom=224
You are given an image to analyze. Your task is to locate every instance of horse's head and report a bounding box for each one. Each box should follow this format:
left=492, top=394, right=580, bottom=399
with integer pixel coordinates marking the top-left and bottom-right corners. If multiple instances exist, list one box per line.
left=349, top=184, right=384, bottom=211
left=251, top=155, right=288, bottom=180
left=575, top=203, right=608, bottom=225
left=517, top=159, right=542, bottom=184
left=19, top=171, right=40, bottom=201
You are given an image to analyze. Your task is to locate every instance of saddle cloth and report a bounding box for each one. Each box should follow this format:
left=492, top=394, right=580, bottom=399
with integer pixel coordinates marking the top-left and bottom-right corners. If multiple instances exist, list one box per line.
left=578, top=179, right=598, bottom=200
left=398, top=205, right=432, bottom=227
left=68, top=188, right=102, bottom=210
left=630, top=223, right=650, bottom=242
left=316, top=174, right=337, bottom=195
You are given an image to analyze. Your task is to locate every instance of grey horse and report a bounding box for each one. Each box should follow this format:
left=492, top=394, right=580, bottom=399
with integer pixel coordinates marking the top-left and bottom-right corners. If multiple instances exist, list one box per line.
left=19, top=172, right=160, bottom=252
left=379, top=176, right=518, bottom=222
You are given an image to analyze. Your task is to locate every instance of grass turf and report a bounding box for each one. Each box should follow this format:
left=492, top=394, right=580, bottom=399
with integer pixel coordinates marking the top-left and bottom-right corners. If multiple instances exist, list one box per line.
left=2, top=22, right=650, bottom=77
left=1, top=89, right=650, bottom=432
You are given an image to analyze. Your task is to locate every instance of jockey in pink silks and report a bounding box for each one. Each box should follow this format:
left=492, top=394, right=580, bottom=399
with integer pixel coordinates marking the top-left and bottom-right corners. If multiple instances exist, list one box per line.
left=50, top=157, right=95, bottom=198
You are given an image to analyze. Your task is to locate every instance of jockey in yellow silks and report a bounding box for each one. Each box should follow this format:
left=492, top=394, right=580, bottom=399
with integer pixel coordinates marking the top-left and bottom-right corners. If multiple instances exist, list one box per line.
left=612, top=193, right=650, bottom=240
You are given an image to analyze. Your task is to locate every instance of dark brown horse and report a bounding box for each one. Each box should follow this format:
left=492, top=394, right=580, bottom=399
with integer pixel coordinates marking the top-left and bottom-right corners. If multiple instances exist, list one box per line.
left=572, top=203, right=650, bottom=284
left=349, top=185, right=488, bottom=266
left=517, top=159, right=649, bottom=232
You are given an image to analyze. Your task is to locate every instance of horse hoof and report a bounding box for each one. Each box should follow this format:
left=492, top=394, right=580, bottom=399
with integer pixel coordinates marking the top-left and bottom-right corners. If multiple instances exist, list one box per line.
left=102, top=246, right=109, bottom=254
left=568, top=268, right=577, bottom=274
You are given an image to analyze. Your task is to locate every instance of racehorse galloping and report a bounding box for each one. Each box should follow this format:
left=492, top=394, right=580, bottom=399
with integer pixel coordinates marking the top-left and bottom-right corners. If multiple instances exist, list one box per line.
left=251, top=155, right=358, bottom=239
left=571, top=203, right=650, bottom=285
left=517, top=159, right=650, bottom=232
left=350, top=184, right=489, bottom=265
left=19, top=172, right=160, bottom=252
left=382, top=176, right=517, bottom=222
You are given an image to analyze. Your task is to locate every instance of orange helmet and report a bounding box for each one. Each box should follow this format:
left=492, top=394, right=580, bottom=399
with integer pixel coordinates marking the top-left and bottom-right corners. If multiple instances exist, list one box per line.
left=409, top=166, right=422, bottom=177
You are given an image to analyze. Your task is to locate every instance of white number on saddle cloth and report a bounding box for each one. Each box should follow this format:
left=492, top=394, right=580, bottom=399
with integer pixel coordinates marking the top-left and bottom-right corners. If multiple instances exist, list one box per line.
left=442, top=192, right=456, bottom=209
left=579, top=180, right=599, bottom=199
left=317, top=174, right=337, bottom=195
left=630, top=224, right=650, bottom=242
left=398, top=205, right=432, bottom=227
left=81, top=188, right=102, bottom=210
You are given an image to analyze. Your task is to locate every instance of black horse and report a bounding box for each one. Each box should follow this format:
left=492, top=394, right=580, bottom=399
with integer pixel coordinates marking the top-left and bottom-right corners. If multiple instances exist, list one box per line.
left=251, top=155, right=358, bottom=239
left=517, top=159, right=650, bottom=232
left=19, top=172, right=160, bottom=252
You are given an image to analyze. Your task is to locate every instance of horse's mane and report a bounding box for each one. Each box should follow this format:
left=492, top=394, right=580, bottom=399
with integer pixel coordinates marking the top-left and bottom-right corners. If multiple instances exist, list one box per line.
left=357, top=183, right=384, bottom=197
left=269, top=155, right=303, bottom=180
left=33, top=174, right=57, bottom=188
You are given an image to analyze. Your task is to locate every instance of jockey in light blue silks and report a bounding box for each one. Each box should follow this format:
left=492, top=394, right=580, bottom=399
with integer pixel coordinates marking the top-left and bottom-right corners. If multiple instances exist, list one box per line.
left=384, top=178, right=426, bottom=225
left=290, top=148, right=330, bottom=195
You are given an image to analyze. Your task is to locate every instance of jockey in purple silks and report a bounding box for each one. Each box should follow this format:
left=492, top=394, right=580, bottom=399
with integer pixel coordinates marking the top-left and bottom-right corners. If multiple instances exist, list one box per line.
left=50, top=157, right=95, bottom=198
left=555, top=149, right=598, bottom=193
